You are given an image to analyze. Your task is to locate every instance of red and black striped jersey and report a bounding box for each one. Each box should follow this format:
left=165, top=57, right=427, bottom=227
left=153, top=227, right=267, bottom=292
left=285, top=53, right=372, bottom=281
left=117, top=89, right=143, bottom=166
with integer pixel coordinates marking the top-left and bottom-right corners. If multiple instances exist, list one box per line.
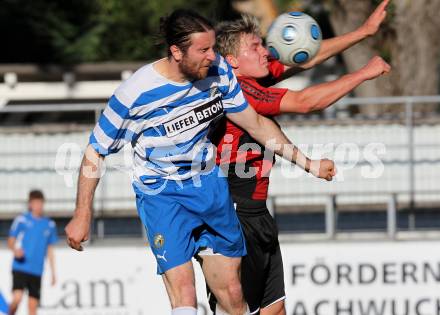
left=214, top=60, right=287, bottom=201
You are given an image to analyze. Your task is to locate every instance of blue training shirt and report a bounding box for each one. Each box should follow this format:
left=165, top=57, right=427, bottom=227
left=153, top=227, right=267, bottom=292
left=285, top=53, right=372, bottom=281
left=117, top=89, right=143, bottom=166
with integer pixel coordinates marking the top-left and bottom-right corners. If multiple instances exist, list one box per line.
left=0, top=290, right=8, bottom=315
left=90, top=54, right=248, bottom=185
left=9, top=212, right=58, bottom=276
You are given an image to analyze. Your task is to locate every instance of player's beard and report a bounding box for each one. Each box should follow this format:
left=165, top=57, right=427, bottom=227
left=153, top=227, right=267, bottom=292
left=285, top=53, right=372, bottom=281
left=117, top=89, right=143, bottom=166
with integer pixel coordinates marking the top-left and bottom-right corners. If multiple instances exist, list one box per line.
left=179, top=54, right=211, bottom=81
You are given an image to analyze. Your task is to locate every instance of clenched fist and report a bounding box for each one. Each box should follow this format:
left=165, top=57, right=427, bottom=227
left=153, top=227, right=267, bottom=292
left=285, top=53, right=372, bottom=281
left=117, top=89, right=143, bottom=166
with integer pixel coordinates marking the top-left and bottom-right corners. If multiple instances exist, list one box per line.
left=65, top=211, right=91, bottom=251
left=310, top=159, right=337, bottom=181
left=14, top=248, right=25, bottom=259
left=361, top=56, right=391, bottom=80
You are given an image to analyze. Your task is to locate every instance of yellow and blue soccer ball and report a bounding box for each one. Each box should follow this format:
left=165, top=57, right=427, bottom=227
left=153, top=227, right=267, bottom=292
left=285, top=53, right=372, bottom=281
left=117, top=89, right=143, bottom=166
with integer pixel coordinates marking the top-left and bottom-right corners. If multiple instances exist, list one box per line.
left=266, top=12, right=322, bottom=66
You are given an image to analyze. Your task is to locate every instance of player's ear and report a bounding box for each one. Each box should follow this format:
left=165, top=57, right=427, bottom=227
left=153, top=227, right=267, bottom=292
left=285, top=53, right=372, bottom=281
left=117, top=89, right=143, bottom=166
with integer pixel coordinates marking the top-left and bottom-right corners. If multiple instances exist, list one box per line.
left=225, top=54, right=239, bottom=68
left=170, top=45, right=183, bottom=62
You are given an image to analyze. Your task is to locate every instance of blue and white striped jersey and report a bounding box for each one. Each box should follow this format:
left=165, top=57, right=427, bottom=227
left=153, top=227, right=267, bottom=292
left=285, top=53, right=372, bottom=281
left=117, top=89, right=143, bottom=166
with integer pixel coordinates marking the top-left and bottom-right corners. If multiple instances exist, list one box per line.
left=90, top=54, right=248, bottom=185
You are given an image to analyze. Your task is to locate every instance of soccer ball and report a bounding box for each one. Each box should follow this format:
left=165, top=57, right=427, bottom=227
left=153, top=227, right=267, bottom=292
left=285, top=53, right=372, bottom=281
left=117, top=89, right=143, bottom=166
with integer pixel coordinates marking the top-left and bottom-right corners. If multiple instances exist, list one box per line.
left=266, top=12, right=322, bottom=66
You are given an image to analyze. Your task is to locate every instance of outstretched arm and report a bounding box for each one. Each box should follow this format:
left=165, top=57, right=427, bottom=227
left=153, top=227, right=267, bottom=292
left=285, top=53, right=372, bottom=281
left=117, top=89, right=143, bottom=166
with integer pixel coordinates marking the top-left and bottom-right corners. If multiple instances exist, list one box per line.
left=285, top=0, right=390, bottom=72
left=226, top=106, right=336, bottom=181
left=280, top=56, right=391, bottom=113
left=65, top=145, right=104, bottom=251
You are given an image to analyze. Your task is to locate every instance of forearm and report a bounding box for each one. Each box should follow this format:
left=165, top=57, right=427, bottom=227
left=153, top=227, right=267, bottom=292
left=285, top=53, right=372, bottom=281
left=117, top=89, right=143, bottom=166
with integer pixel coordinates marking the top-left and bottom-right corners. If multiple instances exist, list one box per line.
left=7, top=237, right=15, bottom=251
left=74, top=145, right=103, bottom=220
left=285, top=0, right=389, bottom=73
left=47, top=247, right=56, bottom=276
left=249, top=115, right=311, bottom=172
left=283, top=70, right=366, bottom=113
left=299, top=28, right=368, bottom=70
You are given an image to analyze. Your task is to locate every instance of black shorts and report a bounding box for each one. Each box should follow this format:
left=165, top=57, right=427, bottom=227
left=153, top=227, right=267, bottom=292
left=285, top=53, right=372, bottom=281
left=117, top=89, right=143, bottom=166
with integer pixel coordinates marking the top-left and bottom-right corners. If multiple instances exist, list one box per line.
left=12, top=270, right=42, bottom=299
left=208, top=197, right=285, bottom=314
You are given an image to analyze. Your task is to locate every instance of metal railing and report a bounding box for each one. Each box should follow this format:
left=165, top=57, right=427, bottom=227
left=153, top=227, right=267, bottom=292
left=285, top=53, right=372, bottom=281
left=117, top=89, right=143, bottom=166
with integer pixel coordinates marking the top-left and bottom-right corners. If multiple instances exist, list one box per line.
left=1, top=95, right=439, bottom=240
left=269, top=190, right=440, bottom=241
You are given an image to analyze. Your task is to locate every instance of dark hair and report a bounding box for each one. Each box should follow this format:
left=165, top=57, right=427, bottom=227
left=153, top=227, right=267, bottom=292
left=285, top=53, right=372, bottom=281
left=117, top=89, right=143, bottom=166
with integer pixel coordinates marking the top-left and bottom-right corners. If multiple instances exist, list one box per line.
left=29, top=190, right=44, bottom=201
left=159, top=9, right=214, bottom=56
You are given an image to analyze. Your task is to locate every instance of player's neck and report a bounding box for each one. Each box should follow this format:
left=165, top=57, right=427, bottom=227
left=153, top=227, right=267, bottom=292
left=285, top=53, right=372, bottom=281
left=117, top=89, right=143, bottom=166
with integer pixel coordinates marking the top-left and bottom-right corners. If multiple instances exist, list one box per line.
left=29, top=210, right=43, bottom=218
left=232, top=68, right=243, bottom=78
left=154, top=58, right=189, bottom=83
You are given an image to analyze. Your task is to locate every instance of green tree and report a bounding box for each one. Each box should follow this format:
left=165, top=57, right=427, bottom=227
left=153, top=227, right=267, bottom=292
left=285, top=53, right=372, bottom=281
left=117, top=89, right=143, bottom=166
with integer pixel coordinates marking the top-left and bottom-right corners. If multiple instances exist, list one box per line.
left=321, top=0, right=440, bottom=112
left=0, top=0, right=231, bottom=64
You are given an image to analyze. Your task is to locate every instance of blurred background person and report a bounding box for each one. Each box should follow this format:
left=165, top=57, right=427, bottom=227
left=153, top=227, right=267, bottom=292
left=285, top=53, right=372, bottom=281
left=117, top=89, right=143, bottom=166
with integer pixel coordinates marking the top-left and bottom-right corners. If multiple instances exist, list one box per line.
left=7, top=190, right=58, bottom=315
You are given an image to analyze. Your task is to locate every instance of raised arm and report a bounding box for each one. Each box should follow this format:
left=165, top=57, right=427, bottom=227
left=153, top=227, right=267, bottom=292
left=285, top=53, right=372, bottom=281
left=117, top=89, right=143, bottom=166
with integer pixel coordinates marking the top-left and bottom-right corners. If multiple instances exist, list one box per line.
left=280, top=56, right=391, bottom=113
left=226, top=106, right=336, bottom=181
left=65, top=145, right=104, bottom=251
left=286, top=0, right=390, bottom=72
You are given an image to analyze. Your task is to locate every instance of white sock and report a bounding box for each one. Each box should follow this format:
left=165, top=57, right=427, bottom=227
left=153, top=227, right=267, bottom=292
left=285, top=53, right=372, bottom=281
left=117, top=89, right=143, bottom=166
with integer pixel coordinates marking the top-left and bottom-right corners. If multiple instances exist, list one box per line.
left=171, top=306, right=197, bottom=315
left=215, top=304, right=250, bottom=315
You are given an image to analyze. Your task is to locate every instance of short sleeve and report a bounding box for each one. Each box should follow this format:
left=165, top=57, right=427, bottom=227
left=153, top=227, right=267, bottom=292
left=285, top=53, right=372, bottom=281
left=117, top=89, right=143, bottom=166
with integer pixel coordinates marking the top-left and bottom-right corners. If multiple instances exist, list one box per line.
left=218, top=56, right=248, bottom=114
left=89, top=92, right=139, bottom=156
left=9, top=215, right=25, bottom=238
left=238, top=77, right=287, bottom=116
left=267, top=59, right=285, bottom=80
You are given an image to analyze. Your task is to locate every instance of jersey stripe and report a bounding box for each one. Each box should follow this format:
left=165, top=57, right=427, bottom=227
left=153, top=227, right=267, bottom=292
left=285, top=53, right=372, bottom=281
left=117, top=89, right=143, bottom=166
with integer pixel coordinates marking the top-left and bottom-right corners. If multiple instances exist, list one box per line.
left=90, top=54, right=248, bottom=184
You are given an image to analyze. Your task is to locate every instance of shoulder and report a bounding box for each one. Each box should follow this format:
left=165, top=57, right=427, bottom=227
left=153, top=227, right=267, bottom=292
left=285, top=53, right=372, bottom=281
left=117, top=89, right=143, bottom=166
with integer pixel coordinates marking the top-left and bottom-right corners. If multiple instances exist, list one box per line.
left=214, top=54, right=229, bottom=70
left=207, top=54, right=232, bottom=78
left=238, top=76, right=266, bottom=94
left=10, top=213, right=28, bottom=231
left=113, top=62, right=165, bottom=106
left=12, top=214, right=28, bottom=224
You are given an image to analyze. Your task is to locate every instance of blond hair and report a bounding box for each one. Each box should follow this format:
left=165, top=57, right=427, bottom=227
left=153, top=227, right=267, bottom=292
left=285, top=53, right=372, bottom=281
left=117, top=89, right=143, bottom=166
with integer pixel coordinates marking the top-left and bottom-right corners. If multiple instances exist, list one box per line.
left=215, top=14, right=261, bottom=57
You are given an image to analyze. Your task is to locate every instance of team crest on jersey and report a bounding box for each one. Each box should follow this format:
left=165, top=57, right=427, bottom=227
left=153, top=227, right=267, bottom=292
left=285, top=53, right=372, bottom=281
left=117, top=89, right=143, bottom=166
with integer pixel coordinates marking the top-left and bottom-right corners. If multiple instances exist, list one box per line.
left=164, top=96, right=224, bottom=137
left=153, top=234, right=165, bottom=249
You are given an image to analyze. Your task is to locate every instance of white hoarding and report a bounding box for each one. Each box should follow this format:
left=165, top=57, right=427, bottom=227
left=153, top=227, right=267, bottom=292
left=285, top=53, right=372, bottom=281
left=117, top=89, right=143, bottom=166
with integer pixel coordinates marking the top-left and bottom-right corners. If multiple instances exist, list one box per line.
left=282, top=241, right=440, bottom=315
left=1, top=240, right=439, bottom=315
left=0, top=246, right=210, bottom=315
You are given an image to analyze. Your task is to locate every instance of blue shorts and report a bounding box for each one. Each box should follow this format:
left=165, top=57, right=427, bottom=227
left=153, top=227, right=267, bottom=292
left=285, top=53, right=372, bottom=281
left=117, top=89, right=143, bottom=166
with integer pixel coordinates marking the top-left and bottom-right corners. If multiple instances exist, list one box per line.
left=133, top=167, right=247, bottom=274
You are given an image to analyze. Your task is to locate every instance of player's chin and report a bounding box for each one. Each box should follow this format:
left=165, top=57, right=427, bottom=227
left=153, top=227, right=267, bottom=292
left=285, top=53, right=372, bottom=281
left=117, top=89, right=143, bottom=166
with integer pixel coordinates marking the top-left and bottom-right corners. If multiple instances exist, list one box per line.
left=254, top=68, right=270, bottom=78
left=197, top=67, right=210, bottom=79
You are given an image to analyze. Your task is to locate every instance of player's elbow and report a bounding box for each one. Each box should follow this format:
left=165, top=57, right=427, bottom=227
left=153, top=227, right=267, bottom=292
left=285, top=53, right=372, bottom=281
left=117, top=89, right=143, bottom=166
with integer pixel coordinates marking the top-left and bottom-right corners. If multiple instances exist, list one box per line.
left=246, top=116, right=263, bottom=138
left=282, top=92, right=314, bottom=114
left=297, top=92, right=321, bottom=113
left=245, top=113, right=268, bottom=140
left=291, top=100, right=314, bottom=114
left=298, top=102, right=315, bottom=113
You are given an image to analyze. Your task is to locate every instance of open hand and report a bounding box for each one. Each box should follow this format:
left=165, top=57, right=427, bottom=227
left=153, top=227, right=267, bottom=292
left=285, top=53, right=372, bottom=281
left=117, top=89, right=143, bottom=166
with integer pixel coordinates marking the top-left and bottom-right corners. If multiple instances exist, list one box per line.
left=360, top=0, right=390, bottom=37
